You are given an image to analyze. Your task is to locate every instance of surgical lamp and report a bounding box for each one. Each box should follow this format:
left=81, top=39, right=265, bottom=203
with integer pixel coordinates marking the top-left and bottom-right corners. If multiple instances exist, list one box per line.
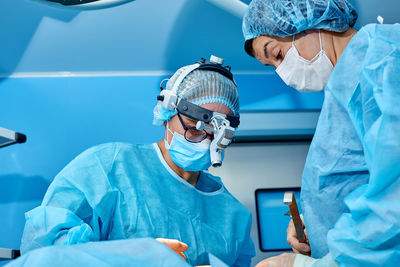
left=27, top=0, right=135, bottom=10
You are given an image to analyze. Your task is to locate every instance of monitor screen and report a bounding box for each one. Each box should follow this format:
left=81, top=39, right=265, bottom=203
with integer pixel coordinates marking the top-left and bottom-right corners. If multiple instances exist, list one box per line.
left=255, top=188, right=301, bottom=252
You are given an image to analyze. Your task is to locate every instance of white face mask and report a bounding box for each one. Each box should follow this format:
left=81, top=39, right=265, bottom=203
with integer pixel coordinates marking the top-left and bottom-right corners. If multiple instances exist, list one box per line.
left=275, top=31, right=333, bottom=93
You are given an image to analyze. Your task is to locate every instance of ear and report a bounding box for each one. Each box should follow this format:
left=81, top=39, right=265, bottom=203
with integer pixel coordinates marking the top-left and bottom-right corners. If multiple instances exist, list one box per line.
left=163, top=121, right=167, bottom=127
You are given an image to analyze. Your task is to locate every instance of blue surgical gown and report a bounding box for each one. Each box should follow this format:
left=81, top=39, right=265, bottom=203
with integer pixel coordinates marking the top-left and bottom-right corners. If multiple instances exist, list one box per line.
left=8, top=238, right=190, bottom=267
left=20, top=143, right=255, bottom=266
left=301, top=23, right=400, bottom=266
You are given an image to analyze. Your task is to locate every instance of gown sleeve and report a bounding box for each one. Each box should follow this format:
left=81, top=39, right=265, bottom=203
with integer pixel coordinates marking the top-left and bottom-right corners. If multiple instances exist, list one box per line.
left=231, top=212, right=255, bottom=267
left=20, top=144, right=119, bottom=254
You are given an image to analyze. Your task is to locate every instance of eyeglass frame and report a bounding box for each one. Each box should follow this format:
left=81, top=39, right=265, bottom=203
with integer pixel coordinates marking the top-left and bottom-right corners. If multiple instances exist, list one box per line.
left=176, top=113, right=214, bottom=143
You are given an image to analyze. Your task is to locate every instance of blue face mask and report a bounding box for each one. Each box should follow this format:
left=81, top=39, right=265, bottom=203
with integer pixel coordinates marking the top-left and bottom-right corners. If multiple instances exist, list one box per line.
left=165, top=124, right=212, bottom=172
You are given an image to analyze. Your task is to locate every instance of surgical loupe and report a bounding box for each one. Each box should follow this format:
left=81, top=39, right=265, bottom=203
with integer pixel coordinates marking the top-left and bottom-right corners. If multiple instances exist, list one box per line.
left=156, top=55, right=240, bottom=167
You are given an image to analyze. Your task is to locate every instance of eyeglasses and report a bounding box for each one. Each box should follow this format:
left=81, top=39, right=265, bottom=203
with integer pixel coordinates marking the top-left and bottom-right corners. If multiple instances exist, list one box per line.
left=177, top=113, right=214, bottom=143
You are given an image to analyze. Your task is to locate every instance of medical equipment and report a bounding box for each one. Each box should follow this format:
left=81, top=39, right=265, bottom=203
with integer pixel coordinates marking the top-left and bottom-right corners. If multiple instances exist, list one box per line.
left=156, top=56, right=240, bottom=167
left=0, top=126, right=26, bottom=149
left=153, top=60, right=239, bottom=127
left=255, top=188, right=301, bottom=251
left=283, top=192, right=306, bottom=243
left=0, top=248, right=20, bottom=261
left=0, top=127, right=25, bottom=260
left=28, top=0, right=134, bottom=10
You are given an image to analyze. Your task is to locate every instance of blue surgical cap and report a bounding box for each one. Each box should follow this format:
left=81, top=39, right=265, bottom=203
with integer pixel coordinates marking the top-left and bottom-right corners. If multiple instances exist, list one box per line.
left=242, top=0, right=358, bottom=41
left=153, top=65, right=240, bottom=126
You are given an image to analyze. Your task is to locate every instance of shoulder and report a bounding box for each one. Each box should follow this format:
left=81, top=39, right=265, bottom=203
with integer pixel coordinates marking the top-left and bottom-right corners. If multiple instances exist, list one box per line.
left=80, top=142, right=148, bottom=155
left=58, top=142, right=154, bottom=178
left=359, top=23, right=400, bottom=38
left=74, top=142, right=153, bottom=161
left=351, top=24, right=400, bottom=50
left=349, top=24, right=400, bottom=73
left=329, top=24, right=400, bottom=93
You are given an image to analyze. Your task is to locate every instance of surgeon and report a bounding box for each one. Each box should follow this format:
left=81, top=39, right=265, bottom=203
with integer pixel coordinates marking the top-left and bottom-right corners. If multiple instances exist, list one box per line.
left=242, top=0, right=400, bottom=266
left=20, top=57, right=255, bottom=266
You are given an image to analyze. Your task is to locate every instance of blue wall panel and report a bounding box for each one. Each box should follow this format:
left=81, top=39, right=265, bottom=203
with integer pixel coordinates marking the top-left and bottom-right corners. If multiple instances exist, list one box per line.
left=0, top=76, right=164, bottom=177
left=0, top=75, right=165, bottom=248
left=236, top=74, right=324, bottom=111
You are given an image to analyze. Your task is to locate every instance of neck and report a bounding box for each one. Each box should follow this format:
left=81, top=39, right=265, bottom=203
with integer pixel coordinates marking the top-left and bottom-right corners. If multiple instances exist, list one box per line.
left=157, top=140, right=200, bottom=186
left=331, top=27, right=357, bottom=65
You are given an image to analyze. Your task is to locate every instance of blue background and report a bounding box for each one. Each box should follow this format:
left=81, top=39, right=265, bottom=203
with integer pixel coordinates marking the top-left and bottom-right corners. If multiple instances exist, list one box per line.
left=0, top=0, right=398, bottom=253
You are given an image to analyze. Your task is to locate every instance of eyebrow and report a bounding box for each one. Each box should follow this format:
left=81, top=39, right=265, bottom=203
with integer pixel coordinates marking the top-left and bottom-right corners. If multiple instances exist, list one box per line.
left=264, top=40, right=272, bottom=59
left=182, top=116, right=197, bottom=125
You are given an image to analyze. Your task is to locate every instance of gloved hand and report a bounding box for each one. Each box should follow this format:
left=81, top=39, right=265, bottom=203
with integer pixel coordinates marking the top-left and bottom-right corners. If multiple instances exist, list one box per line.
left=287, top=218, right=311, bottom=255
left=255, top=253, right=296, bottom=267
left=156, top=238, right=188, bottom=260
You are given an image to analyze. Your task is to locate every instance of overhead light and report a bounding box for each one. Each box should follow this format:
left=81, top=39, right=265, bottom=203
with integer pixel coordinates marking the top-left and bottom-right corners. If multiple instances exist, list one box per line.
left=28, top=0, right=135, bottom=10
